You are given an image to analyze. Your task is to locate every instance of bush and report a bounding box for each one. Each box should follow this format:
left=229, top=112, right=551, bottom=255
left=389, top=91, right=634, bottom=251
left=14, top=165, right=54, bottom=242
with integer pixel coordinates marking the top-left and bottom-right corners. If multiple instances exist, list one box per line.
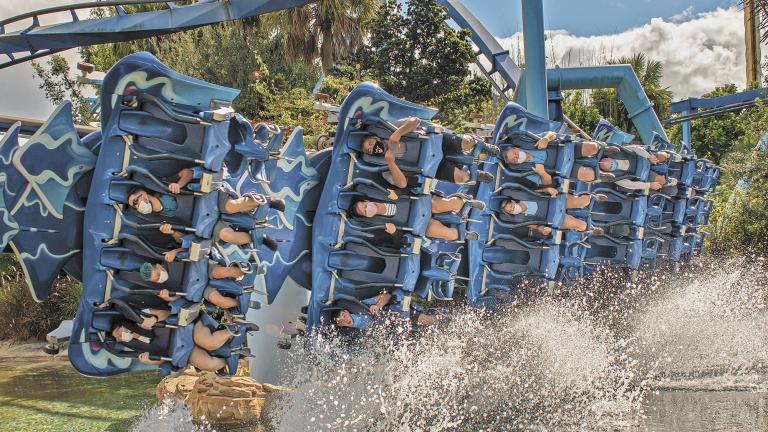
left=0, top=255, right=82, bottom=341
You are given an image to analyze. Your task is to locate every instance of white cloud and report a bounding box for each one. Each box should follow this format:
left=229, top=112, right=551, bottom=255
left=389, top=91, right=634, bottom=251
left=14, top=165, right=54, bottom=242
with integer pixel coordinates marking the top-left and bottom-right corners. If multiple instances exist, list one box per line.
left=496, top=7, right=746, bottom=99
left=0, top=1, right=82, bottom=120
left=671, top=6, right=695, bottom=23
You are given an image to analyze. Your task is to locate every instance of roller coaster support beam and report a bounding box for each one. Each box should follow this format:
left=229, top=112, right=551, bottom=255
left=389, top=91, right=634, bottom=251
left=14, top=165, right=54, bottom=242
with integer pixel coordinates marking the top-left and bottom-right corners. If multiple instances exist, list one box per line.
left=436, top=0, right=522, bottom=97
left=0, top=0, right=314, bottom=70
left=518, top=65, right=669, bottom=145
left=521, top=0, right=548, bottom=119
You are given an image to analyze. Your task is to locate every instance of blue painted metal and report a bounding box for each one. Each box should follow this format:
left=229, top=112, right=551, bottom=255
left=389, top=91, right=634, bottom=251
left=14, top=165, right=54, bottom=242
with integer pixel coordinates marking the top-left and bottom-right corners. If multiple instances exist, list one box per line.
left=307, top=82, right=442, bottom=328
left=20, top=52, right=317, bottom=377
left=0, top=0, right=313, bottom=69
left=671, top=88, right=766, bottom=114
left=592, top=119, right=636, bottom=145
left=519, top=65, right=669, bottom=145
left=437, top=0, right=522, bottom=94
left=521, top=0, right=549, bottom=118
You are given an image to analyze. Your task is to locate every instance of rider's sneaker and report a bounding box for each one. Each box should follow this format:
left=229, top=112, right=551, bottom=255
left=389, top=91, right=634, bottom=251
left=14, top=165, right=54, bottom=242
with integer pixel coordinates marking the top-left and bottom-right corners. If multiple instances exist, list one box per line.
left=262, top=234, right=279, bottom=251
left=482, top=143, right=501, bottom=158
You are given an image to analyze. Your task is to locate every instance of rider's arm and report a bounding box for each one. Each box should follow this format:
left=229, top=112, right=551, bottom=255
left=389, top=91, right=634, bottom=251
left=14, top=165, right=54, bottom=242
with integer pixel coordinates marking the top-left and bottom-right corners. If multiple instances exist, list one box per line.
left=533, top=164, right=552, bottom=186
left=176, top=168, right=194, bottom=188
left=389, top=117, right=421, bottom=143
left=384, top=150, right=408, bottom=189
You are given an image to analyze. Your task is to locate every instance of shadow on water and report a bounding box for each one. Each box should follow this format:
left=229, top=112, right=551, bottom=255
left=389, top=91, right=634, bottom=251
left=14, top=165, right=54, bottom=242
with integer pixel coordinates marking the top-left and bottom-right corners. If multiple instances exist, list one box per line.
left=0, top=360, right=157, bottom=432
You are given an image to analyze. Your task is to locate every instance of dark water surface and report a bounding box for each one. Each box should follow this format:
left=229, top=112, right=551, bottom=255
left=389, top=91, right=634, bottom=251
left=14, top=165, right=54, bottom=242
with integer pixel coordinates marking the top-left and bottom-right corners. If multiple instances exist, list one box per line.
left=642, top=390, right=768, bottom=431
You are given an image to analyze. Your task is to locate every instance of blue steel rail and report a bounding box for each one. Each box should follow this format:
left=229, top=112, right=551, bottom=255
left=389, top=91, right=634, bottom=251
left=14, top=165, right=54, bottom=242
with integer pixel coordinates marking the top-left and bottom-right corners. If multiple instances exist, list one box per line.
left=0, top=0, right=314, bottom=70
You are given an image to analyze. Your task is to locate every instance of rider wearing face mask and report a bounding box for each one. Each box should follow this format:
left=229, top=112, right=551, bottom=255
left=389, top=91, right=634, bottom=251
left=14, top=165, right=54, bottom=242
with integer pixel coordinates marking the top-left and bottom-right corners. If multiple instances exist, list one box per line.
left=128, top=188, right=179, bottom=218
left=349, top=195, right=482, bottom=242
left=499, top=198, right=604, bottom=235
left=139, top=262, right=171, bottom=285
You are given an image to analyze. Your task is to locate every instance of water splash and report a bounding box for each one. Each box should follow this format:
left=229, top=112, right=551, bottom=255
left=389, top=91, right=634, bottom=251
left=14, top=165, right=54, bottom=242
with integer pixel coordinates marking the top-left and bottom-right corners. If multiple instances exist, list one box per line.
left=133, top=258, right=768, bottom=430
left=627, top=257, right=768, bottom=391
left=131, top=398, right=208, bottom=432
left=272, top=301, right=648, bottom=431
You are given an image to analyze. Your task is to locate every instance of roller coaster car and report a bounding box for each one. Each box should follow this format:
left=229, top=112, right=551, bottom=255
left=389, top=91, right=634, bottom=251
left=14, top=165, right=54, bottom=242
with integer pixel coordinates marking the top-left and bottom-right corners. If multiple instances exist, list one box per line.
left=348, top=117, right=445, bottom=179
left=600, top=145, right=651, bottom=182
left=414, top=247, right=461, bottom=301
left=495, top=104, right=575, bottom=179
left=590, top=184, right=648, bottom=228
left=68, top=52, right=264, bottom=377
left=489, top=183, right=567, bottom=232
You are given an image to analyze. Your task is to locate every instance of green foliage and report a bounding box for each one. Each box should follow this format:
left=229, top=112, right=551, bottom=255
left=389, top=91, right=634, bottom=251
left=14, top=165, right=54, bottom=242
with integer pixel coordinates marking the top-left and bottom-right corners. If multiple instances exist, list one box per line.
left=349, top=0, right=492, bottom=130
left=30, top=55, right=96, bottom=124
left=262, top=0, right=379, bottom=73
left=701, top=97, right=768, bottom=255
left=668, top=84, right=757, bottom=164
left=0, top=255, right=82, bottom=341
left=591, top=53, right=672, bottom=136
left=561, top=90, right=601, bottom=134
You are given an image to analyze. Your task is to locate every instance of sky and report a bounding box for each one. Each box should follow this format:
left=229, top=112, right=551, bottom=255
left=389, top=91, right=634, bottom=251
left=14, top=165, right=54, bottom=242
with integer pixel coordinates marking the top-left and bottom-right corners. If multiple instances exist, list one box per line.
left=0, top=0, right=753, bottom=121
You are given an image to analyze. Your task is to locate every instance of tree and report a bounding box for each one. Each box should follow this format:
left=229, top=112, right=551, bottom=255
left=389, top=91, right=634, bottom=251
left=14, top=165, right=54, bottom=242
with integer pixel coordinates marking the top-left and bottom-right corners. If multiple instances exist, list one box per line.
left=262, top=0, right=379, bottom=73
left=666, top=84, right=757, bottom=164
left=348, top=0, right=492, bottom=130
left=30, top=55, right=96, bottom=125
left=561, top=90, right=601, bottom=134
left=591, top=53, right=672, bottom=136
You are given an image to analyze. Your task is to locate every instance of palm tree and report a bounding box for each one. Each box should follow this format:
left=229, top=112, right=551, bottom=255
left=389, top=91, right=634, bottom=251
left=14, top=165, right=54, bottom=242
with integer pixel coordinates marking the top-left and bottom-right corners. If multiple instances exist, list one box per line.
left=262, top=0, right=380, bottom=74
left=750, top=1, right=768, bottom=41
left=592, top=53, right=673, bottom=133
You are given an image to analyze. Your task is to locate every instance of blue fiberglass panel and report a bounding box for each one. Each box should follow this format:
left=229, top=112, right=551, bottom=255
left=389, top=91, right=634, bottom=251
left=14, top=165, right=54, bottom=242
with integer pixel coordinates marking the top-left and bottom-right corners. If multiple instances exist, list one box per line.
left=69, top=52, right=241, bottom=377
left=307, top=82, right=438, bottom=328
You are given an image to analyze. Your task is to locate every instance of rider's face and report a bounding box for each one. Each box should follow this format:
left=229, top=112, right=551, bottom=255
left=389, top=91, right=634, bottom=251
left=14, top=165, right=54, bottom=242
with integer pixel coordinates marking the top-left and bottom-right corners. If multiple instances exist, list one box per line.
left=335, top=310, right=353, bottom=327
left=129, top=190, right=149, bottom=211
left=505, top=148, right=521, bottom=164
left=362, top=136, right=378, bottom=155
left=355, top=201, right=377, bottom=218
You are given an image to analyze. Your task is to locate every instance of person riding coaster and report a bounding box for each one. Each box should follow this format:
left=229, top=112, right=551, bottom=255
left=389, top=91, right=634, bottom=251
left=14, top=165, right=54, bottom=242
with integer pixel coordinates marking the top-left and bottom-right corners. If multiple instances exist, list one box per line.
left=159, top=220, right=278, bottom=254
left=359, top=116, right=499, bottom=188
left=332, top=291, right=443, bottom=330
left=127, top=168, right=285, bottom=217
left=349, top=193, right=485, bottom=242
left=502, top=131, right=604, bottom=184
left=110, top=316, right=256, bottom=371
left=138, top=261, right=245, bottom=310
left=498, top=197, right=604, bottom=235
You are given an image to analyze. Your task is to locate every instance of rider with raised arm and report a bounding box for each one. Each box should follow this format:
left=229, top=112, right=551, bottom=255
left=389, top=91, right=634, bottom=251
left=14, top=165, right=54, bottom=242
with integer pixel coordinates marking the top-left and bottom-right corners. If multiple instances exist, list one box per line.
left=359, top=117, right=498, bottom=188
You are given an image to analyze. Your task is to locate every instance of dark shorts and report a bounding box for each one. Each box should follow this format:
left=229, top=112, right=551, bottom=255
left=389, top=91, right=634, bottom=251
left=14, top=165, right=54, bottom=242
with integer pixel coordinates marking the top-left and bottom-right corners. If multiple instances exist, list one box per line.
left=436, top=160, right=459, bottom=182
left=442, top=133, right=465, bottom=156
left=574, top=142, right=586, bottom=159
left=120, top=293, right=171, bottom=311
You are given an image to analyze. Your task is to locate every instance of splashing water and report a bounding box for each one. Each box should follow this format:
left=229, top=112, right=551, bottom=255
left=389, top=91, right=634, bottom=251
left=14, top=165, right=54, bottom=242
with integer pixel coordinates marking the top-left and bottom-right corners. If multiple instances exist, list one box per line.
left=271, top=301, right=648, bottom=432
left=628, top=257, right=768, bottom=391
left=135, top=258, right=768, bottom=431
left=131, top=398, right=208, bottom=432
